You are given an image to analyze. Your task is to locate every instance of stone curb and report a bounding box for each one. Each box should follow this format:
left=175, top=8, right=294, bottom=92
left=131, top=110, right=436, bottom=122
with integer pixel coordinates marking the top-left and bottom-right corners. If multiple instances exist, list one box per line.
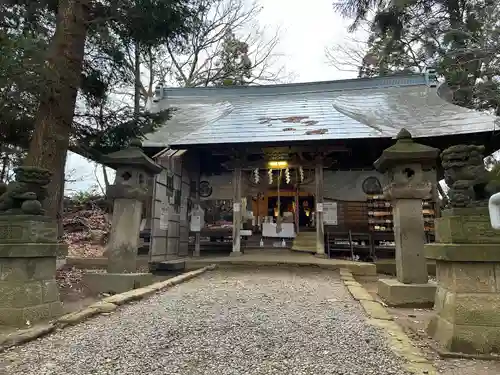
left=340, top=268, right=438, bottom=375
left=431, top=343, right=500, bottom=362
left=0, top=264, right=217, bottom=352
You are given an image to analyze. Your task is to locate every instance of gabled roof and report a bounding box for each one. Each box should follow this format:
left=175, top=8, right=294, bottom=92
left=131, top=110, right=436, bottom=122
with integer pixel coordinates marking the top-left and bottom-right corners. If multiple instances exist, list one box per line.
left=143, top=73, right=499, bottom=148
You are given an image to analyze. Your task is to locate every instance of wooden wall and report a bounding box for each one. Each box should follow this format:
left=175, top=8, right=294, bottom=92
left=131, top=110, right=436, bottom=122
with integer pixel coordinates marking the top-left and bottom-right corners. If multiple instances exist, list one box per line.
left=150, top=149, right=193, bottom=262
left=201, top=170, right=387, bottom=202
left=150, top=151, right=171, bottom=262
left=323, top=170, right=386, bottom=202
left=324, top=200, right=368, bottom=233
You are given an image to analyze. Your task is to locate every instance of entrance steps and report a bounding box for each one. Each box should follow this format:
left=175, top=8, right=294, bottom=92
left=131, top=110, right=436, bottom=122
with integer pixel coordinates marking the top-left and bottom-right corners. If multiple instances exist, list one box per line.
left=291, top=232, right=317, bottom=253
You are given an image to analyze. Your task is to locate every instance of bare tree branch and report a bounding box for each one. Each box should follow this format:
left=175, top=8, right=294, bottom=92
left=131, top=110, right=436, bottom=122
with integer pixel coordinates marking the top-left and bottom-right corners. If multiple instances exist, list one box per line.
left=163, top=0, right=290, bottom=87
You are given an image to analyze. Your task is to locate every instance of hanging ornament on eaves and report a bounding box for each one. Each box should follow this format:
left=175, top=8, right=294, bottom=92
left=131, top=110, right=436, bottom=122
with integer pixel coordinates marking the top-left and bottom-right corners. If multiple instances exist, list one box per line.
left=268, top=169, right=273, bottom=184
left=285, top=167, right=291, bottom=184
left=253, top=168, right=260, bottom=184
left=299, top=166, right=304, bottom=183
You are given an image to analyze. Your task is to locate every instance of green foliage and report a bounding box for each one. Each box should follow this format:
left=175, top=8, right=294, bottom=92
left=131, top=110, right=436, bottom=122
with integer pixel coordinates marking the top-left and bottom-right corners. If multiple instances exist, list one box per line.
left=0, top=0, right=199, bottom=158
left=214, top=30, right=253, bottom=86
left=107, top=0, right=200, bottom=47
left=336, top=0, right=500, bottom=114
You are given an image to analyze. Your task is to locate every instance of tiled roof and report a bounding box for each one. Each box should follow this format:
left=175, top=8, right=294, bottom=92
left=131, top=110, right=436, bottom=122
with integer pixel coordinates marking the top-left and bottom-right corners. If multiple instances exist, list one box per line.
left=143, top=74, right=499, bottom=148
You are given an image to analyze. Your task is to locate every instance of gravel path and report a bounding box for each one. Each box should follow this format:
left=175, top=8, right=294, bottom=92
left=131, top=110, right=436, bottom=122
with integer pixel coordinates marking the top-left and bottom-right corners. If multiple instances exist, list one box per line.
left=0, top=268, right=413, bottom=375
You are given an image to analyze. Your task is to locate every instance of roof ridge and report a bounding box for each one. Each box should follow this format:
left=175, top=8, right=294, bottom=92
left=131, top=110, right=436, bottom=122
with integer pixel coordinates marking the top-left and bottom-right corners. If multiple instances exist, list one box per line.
left=156, top=73, right=427, bottom=99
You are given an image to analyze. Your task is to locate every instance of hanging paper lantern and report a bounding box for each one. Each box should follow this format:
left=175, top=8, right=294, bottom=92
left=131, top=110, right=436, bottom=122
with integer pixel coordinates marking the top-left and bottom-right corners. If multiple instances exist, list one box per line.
left=268, top=169, right=273, bottom=184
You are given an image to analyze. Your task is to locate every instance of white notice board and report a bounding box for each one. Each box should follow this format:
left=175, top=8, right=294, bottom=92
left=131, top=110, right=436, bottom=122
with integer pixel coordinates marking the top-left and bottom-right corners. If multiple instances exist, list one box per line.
left=323, top=201, right=338, bottom=225
left=159, top=206, right=169, bottom=230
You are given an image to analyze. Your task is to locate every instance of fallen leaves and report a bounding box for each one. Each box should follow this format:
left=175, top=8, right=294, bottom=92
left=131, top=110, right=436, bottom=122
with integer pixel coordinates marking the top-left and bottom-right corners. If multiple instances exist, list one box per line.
left=62, top=208, right=110, bottom=258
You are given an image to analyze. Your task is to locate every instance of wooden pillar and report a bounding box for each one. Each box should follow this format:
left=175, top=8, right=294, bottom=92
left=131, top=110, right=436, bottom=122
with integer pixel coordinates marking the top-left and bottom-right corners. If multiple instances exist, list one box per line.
left=193, top=170, right=201, bottom=257
left=231, top=165, right=242, bottom=256
left=295, top=185, right=300, bottom=235
left=295, top=169, right=300, bottom=235
left=315, top=161, right=325, bottom=256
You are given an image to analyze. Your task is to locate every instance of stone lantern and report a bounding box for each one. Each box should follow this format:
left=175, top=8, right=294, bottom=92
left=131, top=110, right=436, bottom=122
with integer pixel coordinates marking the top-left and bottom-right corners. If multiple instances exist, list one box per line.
left=374, top=128, right=439, bottom=306
left=84, top=139, right=162, bottom=294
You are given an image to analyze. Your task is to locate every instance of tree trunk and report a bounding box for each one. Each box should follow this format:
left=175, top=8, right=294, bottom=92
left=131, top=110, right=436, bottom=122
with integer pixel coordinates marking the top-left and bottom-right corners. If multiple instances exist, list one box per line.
left=25, top=0, right=90, bottom=229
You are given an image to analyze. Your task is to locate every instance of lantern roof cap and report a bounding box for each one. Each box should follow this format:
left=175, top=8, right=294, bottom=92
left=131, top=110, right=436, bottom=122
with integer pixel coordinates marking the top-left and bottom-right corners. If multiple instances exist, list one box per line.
left=102, top=141, right=162, bottom=175
left=374, top=128, right=440, bottom=172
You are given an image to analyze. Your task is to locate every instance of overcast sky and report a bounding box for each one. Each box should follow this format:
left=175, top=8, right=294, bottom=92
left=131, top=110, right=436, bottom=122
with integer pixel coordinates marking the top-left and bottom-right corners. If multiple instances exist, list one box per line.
left=65, top=0, right=362, bottom=195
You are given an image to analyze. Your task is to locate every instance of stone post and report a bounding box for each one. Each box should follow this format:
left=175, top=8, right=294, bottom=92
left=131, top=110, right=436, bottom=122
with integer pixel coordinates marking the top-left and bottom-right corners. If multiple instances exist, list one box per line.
left=374, top=129, right=439, bottom=307
left=426, top=145, right=500, bottom=354
left=83, top=140, right=162, bottom=294
left=0, top=166, right=67, bottom=327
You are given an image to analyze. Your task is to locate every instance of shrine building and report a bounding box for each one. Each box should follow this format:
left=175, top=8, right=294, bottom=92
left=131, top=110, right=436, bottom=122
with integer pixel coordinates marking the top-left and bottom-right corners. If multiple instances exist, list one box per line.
left=141, top=71, right=499, bottom=263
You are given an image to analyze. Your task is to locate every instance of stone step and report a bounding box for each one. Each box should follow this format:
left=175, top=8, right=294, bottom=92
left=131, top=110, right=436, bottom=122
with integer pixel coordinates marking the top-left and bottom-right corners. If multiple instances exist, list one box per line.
left=291, top=243, right=316, bottom=249
left=295, top=233, right=316, bottom=238
left=291, top=243, right=315, bottom=248
left=293, top=238, right=316, bottom=243
left=291, top=247, right=316, bottom=253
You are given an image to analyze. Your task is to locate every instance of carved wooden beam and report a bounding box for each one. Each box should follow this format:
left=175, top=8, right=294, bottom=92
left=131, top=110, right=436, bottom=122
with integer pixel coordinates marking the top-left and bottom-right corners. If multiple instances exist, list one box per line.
left=223, top=155, right=337, bottom=170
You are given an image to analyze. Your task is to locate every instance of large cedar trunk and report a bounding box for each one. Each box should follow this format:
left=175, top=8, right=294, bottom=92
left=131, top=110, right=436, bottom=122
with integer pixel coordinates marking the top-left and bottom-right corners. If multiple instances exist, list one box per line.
left=25, top=0, right=90, bottom=230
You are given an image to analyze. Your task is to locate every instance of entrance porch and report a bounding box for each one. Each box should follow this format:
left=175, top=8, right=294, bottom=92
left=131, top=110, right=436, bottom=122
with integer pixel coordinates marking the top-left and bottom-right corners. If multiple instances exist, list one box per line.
left=222, top=150, right=330, bottom=258
left=184, top=248, right=376, bottom=276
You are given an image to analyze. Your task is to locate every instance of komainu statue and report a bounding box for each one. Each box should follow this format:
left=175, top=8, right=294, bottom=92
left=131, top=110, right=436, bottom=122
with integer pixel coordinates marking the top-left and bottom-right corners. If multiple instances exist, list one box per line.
left=441, top=145, right=499, bottom=208
left=0, top=166, right=52, bottom=215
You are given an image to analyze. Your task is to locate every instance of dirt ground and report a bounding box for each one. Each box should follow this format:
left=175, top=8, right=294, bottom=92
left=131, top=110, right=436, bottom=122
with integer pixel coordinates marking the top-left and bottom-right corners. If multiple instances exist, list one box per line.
left=56, top=265, right=100, bottom=315
left=360, top=276, right=500, bottom=375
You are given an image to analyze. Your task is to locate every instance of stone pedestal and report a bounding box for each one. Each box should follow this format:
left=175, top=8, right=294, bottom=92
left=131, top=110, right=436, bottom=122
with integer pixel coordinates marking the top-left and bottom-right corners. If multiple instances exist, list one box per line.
left=84, top=140, right=162, bottom=295
left=106, top=198, right=143, bottom=273
left=373, top=129, right=439, bottom=307
left=0, top=216, right=67, bottom=327
left=84, top=198, right=150, bottom=294
left=426, top=207, right=500, bottom=354
left=393, top=199, right=428, bottom=283
left=377, top=197, right=437, bottom=307
left=377, top=279, right=436, bottom=307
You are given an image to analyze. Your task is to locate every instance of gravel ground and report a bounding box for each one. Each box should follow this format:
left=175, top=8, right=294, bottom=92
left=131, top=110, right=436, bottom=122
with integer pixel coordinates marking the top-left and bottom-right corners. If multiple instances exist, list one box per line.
left=0, top=268, right=414, bottom=375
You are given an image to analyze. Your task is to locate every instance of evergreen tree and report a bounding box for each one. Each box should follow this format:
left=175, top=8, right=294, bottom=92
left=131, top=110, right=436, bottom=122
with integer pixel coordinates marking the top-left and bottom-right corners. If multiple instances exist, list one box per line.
left=334, top=0, right=500, bottom=114
left=0, top=0, right=199, bottom=222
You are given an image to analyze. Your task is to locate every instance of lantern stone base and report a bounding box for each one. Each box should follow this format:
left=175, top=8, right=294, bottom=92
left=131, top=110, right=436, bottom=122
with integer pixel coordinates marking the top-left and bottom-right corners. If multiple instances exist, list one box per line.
left=427, top=289, right=500, bottom=355
left=377, top=279, right=436, bottom=307
left=426, top=245, right=500, bottom=354
left=83, top=272, right=154, bottom=295
left=0, top=216, right=66, bottom=327
left=425, top=207, right=500, bottom=354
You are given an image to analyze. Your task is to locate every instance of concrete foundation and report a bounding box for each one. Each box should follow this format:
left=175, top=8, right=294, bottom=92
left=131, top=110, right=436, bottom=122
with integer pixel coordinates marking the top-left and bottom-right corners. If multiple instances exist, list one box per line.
left=83, top=272, right=154, bottom=294
left=377, top=278, right=436, bottom=307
